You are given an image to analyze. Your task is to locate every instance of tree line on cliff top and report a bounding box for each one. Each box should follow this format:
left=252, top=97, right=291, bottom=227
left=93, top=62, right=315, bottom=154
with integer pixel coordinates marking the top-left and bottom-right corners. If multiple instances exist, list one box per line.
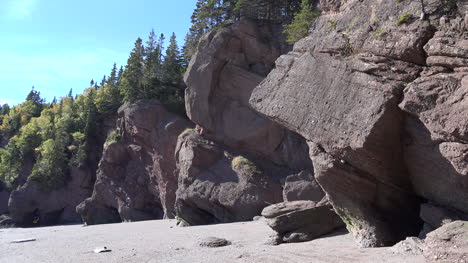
left=183, top=0, right=319, bottom=58
left=0, top=0, right=318, bottom=190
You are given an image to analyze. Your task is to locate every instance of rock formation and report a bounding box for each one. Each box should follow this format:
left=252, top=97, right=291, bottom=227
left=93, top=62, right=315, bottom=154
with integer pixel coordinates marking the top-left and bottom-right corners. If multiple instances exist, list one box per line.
left=178, top=19, right=328, bottom=226
left=262, top=200, right=343, bottom=244
left=175, top=130, right=285, bottom=225
left=8, top=167, right=95, bottom=225
left=250, top=0, right=468, bottom=247
left=78, top=100, right=192, bottom=224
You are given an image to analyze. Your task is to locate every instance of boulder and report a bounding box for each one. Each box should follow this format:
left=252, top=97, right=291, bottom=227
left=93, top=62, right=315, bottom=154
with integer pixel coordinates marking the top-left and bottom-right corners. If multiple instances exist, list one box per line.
left=175, top=130, right=285, bottom=225
left=418, top=203, right=468, bottom=238
left=198, top=237, right=231, bottom=248
left=423, top=221, right=468, bottom=263
left=262, top=200, right=343, bottom=243
left=78, top=100, right=192, bottom=224
left=250, top=0, right=460, bottom=247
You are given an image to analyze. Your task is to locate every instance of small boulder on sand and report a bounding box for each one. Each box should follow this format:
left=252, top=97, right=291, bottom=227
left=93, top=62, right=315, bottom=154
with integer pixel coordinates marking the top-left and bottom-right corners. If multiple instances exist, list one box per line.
left=261, top=200, right=344, bottom=244
left=199, top=237, right=231, bottom=248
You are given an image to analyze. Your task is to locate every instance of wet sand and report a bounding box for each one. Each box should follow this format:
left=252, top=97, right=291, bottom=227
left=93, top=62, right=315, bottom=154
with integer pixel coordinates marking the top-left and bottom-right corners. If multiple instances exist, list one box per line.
left=0, top=220, right=424, bottom=263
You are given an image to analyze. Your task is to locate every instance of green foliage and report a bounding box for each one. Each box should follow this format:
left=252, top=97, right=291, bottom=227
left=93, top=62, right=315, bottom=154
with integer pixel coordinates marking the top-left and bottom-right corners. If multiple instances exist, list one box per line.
left=396, top=13, right=412, bottom=25
left=0, top=86, right=106, bottom=189
left=327, top=19, right=337, bottom=33
left=69, top=132, right=87, bottom=167
left=105, top=130, right=121, bottom=147
left=29, top=139, right=68, bottom=189
left=443, top=0, right=458, bottom=13
left=116, top=30, right=186, bottom=116
left=180, top=128, right=195, bottom=137
left=372, top=28, right=387, bottom=40
left=0, top=141, right=22, bottom=189
left=231, top=156, right=261, bottom=174
left=283, top=0, right=320, bottom=44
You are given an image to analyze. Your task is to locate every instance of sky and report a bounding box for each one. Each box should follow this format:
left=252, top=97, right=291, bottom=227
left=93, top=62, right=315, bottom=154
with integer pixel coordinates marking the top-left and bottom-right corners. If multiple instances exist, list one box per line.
left=0, top=0, right=196, bottom=105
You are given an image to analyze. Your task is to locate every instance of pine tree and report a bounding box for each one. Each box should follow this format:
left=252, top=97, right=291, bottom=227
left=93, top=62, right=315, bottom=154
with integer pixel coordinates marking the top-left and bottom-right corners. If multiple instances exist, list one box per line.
left=144, top=30, right=163, bottom=95
left=107, top=63, right=118, bottom=88
left=117, top=66, right=124, bottom=85
left=121, top=38, right=145, bottom=102
left=283, top=0, right=319, bottom=44
left=162, top=33, right=184, bottom=86
left=100, top=75, right=107, bottom=87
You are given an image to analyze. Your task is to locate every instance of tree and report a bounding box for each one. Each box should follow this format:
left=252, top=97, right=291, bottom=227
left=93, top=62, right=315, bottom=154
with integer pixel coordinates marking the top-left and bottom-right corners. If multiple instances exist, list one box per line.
left=107, top=63, right=118, bottom=88
left=162, top=33, right=184, bottom=86
left=283, top=0, right=319, bottom=44
left=120, top=38, right=145, bottom=102
left=0, top=104, right=10, bottom=116
left=100, top=75, right=107, bottom=87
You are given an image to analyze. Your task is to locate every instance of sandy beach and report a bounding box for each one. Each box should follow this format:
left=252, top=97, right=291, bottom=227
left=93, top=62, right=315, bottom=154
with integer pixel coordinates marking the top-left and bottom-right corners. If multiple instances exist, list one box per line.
left=0, top=220, right=424, bottom=263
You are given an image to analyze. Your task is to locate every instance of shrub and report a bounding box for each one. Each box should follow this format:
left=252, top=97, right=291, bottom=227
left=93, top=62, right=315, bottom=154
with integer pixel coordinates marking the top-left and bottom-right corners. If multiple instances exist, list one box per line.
left=231, top=156, right=261, bottom=174
left=396, top=13, right=412, bottom=25
left=105, top=130, right=121, bottom=147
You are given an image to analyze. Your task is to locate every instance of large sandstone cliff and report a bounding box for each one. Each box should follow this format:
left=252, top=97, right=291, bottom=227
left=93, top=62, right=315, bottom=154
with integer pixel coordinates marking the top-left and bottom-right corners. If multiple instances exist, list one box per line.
left=251, top=0, right=468, bottom=247
left=176, top=19, right=327, bottom=226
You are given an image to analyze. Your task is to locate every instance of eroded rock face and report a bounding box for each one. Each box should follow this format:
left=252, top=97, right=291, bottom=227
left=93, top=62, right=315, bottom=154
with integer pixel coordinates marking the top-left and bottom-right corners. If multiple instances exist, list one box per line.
left=282, top=170, right=324, bottom=202
left=78, top=100, right=192, bottom=224
left=262, top=200, right=343, bottom=243
left=175, top=130, right=285, bottom=225
left=249, top=0, right=460, bottom=247
left=184, top=19, right=310, bottom=166
left=9, top=167, right=95, bottom=225
left=400, top=67, right=468, bottom=216
left=179, top=19, right=323, bottom=226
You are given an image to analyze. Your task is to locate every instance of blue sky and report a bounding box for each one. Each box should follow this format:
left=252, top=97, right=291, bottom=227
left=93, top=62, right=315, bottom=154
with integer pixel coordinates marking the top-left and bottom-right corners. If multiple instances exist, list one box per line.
left=0, top=0, right=196, bottom=105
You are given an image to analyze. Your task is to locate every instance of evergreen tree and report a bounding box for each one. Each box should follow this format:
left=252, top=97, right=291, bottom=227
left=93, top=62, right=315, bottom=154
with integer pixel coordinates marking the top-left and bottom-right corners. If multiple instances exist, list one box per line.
left=120, top=38, right=145, bottom=102
left=108, top=63, right=118, bottom=88
left=0, top=104, right=9, bottom=116
left=283, top=0, right=319, bottom=44
left=162, top=33, right=184, bottom=86
left=117, top=66, right=124, bottom=84
left=100, top=75, right=107, bottom=87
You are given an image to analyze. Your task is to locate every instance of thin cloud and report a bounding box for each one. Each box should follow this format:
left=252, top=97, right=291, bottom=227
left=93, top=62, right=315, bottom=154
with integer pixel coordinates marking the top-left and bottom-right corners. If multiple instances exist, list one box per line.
left=4, top=0, right=38, bottom=19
